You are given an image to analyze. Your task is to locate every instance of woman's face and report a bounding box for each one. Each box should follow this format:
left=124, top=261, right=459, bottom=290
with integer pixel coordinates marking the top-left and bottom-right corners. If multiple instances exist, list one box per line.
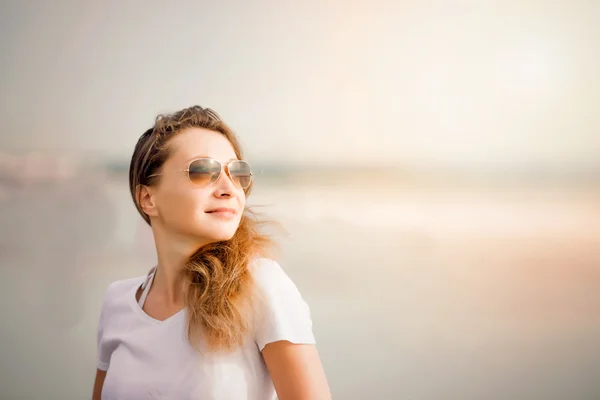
left=146, top=127, right=246, bottom=244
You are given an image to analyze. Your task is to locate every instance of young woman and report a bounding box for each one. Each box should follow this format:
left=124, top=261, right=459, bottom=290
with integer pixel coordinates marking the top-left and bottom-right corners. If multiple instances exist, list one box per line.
left=92, top=106, right=331, bottom=399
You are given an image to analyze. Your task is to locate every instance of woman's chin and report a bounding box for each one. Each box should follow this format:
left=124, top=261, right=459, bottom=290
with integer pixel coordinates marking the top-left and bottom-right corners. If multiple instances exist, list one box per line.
left=181, top=216, right=241, bottom=246
left=195, top=225, right=238, bottom=244
left=209, top=231, right=236, bottom=243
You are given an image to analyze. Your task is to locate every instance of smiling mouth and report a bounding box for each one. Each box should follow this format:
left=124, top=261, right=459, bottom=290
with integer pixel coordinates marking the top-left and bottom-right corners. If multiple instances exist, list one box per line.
left=205, top=208, right=236, bottom=215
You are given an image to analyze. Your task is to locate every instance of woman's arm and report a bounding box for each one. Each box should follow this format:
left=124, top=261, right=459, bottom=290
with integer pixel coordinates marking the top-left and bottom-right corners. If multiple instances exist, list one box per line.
left=92, top=369, right=106, bottom=400
left=262, top=340, right=331, bottom=400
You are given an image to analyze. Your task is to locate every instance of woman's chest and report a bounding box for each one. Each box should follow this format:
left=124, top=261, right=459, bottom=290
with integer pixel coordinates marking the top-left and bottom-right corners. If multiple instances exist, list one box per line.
left=101, top=335, right=271, bottom=400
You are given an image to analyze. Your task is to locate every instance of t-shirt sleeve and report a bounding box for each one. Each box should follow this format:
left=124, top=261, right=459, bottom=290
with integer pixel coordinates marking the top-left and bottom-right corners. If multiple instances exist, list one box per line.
left=96, top=284, right=113, bottom=371
left=252, top=259, right=316, bottom=351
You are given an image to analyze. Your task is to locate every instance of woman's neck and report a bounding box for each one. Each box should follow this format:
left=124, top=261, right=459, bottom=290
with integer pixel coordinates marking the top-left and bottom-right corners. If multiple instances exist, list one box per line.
left=153, top=253, right=187, bottom=304
left=151, top=226, right=209, bottom=305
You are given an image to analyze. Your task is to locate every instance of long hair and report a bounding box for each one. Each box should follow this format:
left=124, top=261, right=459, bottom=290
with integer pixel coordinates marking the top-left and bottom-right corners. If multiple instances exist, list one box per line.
left=128, top=105, right=274, bottom=352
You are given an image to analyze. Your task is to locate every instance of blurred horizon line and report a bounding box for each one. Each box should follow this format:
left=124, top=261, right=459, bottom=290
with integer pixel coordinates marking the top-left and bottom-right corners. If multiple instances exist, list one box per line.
left=1, top=151, right=600, bottom=187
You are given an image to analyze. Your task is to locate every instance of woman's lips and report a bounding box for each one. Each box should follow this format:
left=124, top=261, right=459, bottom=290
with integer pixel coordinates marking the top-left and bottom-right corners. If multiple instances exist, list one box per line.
left=205, top=208, right=237, bottom=217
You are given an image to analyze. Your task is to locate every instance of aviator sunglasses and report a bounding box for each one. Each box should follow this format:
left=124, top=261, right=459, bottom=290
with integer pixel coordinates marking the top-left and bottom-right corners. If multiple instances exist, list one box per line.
left=149, top=158, right=253, bottom=189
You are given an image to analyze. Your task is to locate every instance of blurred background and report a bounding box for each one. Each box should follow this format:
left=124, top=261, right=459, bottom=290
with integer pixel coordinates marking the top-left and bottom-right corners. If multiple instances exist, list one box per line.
left=1, top=1, right=600, bottom=399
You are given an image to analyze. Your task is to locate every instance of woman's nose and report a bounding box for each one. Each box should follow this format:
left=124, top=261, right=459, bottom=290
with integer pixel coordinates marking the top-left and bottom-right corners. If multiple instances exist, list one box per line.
left=213, top=165, right=236, bottom=196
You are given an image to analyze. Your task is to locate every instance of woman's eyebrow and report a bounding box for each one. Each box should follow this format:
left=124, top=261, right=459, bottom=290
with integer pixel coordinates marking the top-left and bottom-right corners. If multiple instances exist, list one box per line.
left=183, top=156, right=239, bottom=163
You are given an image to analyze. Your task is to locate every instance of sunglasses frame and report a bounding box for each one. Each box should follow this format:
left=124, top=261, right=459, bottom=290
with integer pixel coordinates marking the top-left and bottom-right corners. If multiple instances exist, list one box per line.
left=148, top=157, right=253, bottom=189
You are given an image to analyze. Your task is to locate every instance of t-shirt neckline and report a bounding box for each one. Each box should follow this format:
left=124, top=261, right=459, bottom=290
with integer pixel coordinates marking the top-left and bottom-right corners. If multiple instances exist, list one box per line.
left=128, top=270, right=186, bottom=326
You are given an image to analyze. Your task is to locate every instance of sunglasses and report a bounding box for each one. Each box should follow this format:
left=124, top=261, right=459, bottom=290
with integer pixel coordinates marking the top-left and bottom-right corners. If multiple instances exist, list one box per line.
left=149, top=158, right=253, bottom=189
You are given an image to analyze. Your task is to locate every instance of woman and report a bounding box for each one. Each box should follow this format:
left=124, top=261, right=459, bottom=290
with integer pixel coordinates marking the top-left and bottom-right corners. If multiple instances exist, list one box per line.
left=92, top=106, right=331, bottom=399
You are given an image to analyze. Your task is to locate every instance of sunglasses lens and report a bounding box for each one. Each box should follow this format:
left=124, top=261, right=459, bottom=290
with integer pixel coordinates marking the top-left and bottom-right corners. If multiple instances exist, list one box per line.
left=188, top=159, right=221, bottom=186
left=228, top=160, right=252, bottom=188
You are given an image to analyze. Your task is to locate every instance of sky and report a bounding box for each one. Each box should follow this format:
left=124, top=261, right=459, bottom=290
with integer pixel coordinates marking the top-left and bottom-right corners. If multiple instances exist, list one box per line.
left=1, top=0, right=599, bottom=170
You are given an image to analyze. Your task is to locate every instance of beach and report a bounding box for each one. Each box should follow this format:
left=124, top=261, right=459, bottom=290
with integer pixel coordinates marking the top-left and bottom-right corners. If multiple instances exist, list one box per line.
left=1, top=175, right=599, bottom=399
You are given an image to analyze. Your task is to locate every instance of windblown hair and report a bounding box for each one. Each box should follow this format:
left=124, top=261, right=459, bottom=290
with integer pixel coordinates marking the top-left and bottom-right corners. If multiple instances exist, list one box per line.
left=128, top=105, right=274, bottom=352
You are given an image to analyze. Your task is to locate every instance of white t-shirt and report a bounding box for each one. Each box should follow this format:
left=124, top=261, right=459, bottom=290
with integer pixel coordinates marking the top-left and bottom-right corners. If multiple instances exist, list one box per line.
left=96, top=258, right=316, bottom=400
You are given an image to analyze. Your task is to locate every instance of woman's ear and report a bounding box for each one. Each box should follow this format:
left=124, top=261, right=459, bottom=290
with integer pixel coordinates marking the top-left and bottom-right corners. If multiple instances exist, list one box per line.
left=137, top=184, right=159, bottom=218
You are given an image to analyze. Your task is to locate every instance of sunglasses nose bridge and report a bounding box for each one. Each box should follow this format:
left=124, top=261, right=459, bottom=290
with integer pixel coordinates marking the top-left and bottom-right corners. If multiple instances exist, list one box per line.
left=212, top=161, right=236, bottom=186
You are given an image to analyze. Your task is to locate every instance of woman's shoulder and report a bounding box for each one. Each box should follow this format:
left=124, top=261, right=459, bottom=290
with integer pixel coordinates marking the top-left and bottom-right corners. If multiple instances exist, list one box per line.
left=248, top=257, right=308, bottom=303
left=248, top=258, right=316, bottom=350
left=248, top=257, right=291, bottom=287
left=101, top=274, right=146, bottom=308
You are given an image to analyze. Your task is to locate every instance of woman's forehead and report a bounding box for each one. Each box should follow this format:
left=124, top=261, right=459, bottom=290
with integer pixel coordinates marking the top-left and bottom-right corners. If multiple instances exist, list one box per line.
left=168, top=128, right=238, bottom=163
